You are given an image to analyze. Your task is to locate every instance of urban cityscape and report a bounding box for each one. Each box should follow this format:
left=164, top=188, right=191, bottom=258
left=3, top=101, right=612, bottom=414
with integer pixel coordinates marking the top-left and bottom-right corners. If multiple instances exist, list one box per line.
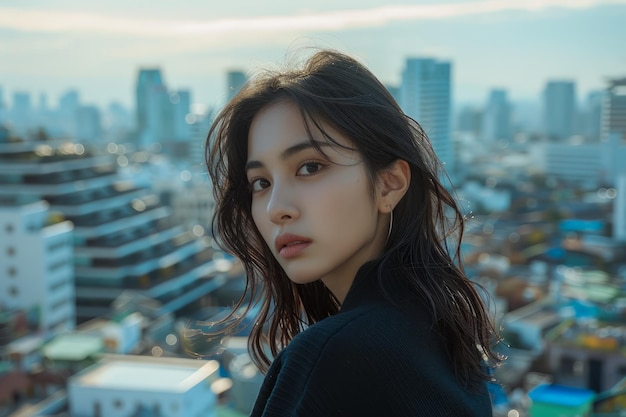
left=1, top=41, right=626, bottom=417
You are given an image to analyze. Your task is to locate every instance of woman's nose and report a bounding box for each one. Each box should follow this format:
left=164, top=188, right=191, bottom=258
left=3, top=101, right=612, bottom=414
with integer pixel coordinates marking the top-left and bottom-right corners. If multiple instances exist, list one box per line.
left=267, top=182, right=299, bottom=224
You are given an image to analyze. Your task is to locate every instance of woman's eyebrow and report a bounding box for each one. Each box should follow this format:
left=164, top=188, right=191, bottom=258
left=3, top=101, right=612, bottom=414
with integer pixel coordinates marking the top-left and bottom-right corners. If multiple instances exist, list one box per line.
left=245, top=141, right=328, bottom=172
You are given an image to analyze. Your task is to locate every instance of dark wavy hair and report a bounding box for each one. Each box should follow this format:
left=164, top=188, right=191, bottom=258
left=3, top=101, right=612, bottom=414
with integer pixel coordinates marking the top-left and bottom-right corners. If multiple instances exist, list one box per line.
left=205, top=49, right=500, bottom=388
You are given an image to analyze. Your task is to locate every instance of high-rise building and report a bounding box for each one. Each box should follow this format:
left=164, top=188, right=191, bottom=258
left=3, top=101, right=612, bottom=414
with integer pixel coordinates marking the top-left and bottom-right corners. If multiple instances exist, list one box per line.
left=58, top=89, right=80, bottom=137
left=602, top=78, right=626, bottom=142
left=482, top=89, right=511, bottom=143
left=0, top=86, right=6, bottom=124
left=171, top=89, right=191, bottom=141
left=582, top=91, right=605, bottom=141
left=615, top=173, right=626, bottom=242
left=11, top=92, right=32, bottom=135
left=399, top=58, right=454, bottom=175
left=136, top=68, right=170, bottom=146
left=226, top=70, right=247, bottom=102
left=0, top=138, right=231, bottom=323
left=543, top=80, right=576, bottom=141
left=76, top=105, right=102, bottom=143
left=0, top=197, right=75, bottom=335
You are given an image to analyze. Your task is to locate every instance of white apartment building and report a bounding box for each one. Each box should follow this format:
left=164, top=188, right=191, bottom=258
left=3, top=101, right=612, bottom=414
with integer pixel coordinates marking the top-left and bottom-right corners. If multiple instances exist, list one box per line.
left=530, top=133, right=626, bottom=188
left=0, top=139, right=231, bottom=323
left=400, top=57, right=455, bottom=176
left=0, top=200, right=75, bottom=334
left=68, top=355, right=220, bottom=417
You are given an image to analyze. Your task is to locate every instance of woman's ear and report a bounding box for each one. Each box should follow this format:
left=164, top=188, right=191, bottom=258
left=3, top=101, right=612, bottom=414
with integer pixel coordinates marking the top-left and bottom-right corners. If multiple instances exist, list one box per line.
left=377, top=159, right=410, bottom=213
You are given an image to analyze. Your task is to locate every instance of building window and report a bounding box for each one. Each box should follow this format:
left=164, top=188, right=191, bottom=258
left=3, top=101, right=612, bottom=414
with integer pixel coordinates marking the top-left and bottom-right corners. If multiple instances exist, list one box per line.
left=7, top=247, right=15, bottom=256
left=113, top=399, right=123, bottom=409
left=8, top=267, right=16, bottom=277
left=8, top=287, right=18, bottom=297
left=5, top=223, right=13, bottom=234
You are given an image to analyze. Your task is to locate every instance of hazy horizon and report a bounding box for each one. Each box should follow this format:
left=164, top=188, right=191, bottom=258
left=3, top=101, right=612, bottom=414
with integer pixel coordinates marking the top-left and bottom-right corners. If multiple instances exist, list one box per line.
left=1, top=0, right=625, bottom=111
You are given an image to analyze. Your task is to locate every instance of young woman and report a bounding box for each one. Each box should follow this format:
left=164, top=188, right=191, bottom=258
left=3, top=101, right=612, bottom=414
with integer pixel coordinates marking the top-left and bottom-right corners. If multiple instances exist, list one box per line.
left=205, top=50, right=499, bottom=416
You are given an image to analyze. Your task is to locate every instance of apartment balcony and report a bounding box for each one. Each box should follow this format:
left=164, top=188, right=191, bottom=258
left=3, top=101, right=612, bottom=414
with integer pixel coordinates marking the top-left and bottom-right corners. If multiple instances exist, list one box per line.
left=76, top=225, right=184, bottom=259
left=0, top=155, right=113, bottom=175
left=75, top=237, right=207, bottom=281
left=72, top=206, right=170, bottom=238
left=48, top=188, right=148, bottom=217
left=0, top=172, right=119, bottom=197
left=75, top=255, right=229, bottom=319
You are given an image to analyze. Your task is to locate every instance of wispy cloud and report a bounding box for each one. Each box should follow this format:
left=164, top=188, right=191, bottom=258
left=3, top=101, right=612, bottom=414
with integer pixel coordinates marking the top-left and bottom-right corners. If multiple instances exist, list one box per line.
left=0, top=0, right=625, bottom=38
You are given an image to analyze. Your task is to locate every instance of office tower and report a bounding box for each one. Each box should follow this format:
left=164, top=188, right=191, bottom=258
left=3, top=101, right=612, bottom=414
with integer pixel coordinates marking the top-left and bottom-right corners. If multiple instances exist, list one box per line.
left=59, top=89, right=80, bottom=138
left=583, top=91, right=604, bottom=141
left=0, top=86, right=5, bottom=123
left=11, top=92, right=32, bottom=135
left=76, top=105, right=102, bottom=142
left=456, top=105, right=482, bottom=136
left=226, top=70, right=247, bottom=102
left=136, top=68, right=170, bottom=146
left=0, top=139, right=230, bottom=323
left=602, top=78, right=626, bottom=142
left=482, top=89, right=511, bottom=143
left=615, top=173, right=626, bottom=241
left=400, top=58, right=454, bottom=175
left=0, top=195, right=75, bottom=334
left=170, top=89, right=191, bottom=141
left=543, top=80, right=576, bottom=141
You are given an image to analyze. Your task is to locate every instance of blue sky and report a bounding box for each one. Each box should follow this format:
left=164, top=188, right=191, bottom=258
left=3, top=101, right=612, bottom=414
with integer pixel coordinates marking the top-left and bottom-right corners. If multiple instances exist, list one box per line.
left=1, top=0, right=625, bottom=111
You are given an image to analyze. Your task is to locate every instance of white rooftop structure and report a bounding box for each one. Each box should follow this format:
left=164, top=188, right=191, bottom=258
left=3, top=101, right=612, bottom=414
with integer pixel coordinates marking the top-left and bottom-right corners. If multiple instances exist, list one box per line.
left=69, top=355, right=220, bottom=417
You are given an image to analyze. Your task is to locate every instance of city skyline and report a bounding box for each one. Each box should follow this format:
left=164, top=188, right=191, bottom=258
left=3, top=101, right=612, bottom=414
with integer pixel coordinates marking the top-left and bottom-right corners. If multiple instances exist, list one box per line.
left=1, top=0, right=625, bottom=110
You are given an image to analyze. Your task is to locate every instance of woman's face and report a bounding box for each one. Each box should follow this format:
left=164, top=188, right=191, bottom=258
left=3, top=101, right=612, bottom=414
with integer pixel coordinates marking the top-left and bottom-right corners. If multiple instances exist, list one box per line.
left=246, top=101, right=388, bottom=302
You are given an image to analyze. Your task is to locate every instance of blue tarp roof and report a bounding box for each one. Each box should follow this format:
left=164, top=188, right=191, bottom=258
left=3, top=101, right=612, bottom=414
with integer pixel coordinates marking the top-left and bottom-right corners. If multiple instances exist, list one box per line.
left=529, top=384, right=595, bottom=407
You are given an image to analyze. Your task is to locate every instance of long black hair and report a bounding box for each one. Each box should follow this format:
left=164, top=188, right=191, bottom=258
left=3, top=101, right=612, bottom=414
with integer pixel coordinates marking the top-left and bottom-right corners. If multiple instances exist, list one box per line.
left=205, top=49, right=500, bottom=388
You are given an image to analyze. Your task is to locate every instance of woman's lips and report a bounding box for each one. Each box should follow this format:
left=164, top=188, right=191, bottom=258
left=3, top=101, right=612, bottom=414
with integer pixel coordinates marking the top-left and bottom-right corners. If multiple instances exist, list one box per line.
left=275, top=234, right=312, bottom=259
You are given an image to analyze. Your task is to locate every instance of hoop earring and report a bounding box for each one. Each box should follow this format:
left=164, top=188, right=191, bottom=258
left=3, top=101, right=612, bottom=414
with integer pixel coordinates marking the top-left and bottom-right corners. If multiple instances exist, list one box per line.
left=386, top=210, right=393, bottom=245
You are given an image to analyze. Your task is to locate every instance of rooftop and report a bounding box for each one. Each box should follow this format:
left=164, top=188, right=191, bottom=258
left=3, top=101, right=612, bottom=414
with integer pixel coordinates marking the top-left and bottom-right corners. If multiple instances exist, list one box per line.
left=72, top=356, right=219, bottom=393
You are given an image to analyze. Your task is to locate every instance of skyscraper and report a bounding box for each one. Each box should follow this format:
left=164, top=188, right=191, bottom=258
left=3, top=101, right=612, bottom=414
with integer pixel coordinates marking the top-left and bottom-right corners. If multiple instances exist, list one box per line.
left=602, top=78, right=626, bottom=142
left=543, top=80, right=576, bottom=141
left=582, top=90, right=605, bottom=141
left=400, top=58, right=454, bottom=175
left=615, top=173, right=626, bottom=242
left=226, top=70, right=247, bottom=102
left=11, top=92, right=32, bottom=135
left=136, top=68, right=169, bottom=146
left=482, top=89, right=511, bottom=143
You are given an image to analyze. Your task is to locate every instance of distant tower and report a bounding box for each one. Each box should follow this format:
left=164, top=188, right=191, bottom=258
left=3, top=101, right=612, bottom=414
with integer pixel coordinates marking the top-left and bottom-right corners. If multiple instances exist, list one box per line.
left=136, top=68, right=170, bottom=146
left=602, top=78, right=626, bottom=142
left=226, top=70, right=247, bottom=102
left=59, top=89, right=80, bottom=138
left=400, top=58, right=454, bottom=176
left=0, top=86, right=6, bottom=124
left=76, top=105, right=102, bottom=143
left=170, top=89, right=191, bottom=141
left=615, top=173, right=626, bottom=241
left=482, top=89, right=511, bottom=143
left=543, top=80, right=576, bottom=141
left=11, top=92, right=32, bottom=136
left=583, top=90, right=605, bottom=141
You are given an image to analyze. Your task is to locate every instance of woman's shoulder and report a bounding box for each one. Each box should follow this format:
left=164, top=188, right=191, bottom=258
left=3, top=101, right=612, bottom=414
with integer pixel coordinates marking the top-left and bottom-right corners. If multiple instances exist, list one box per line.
left=288, top=298, right=438, bottom=362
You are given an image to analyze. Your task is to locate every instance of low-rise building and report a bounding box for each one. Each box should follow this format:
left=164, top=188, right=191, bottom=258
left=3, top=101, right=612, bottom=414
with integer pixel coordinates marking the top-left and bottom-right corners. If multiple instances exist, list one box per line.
left=68, top=355, right=220, bottom=417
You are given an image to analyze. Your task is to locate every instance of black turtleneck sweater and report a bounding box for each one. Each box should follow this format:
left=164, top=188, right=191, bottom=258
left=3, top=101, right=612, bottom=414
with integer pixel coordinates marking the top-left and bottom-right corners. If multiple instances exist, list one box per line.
left=250, top=261, right=493, bottom=416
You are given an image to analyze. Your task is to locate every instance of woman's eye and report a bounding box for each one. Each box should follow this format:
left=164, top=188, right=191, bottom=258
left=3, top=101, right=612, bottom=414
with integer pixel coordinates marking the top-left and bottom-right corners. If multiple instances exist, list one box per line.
left=296, top=162, right=324, bottom=176
left=249, top=178, right=270, bottom=192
